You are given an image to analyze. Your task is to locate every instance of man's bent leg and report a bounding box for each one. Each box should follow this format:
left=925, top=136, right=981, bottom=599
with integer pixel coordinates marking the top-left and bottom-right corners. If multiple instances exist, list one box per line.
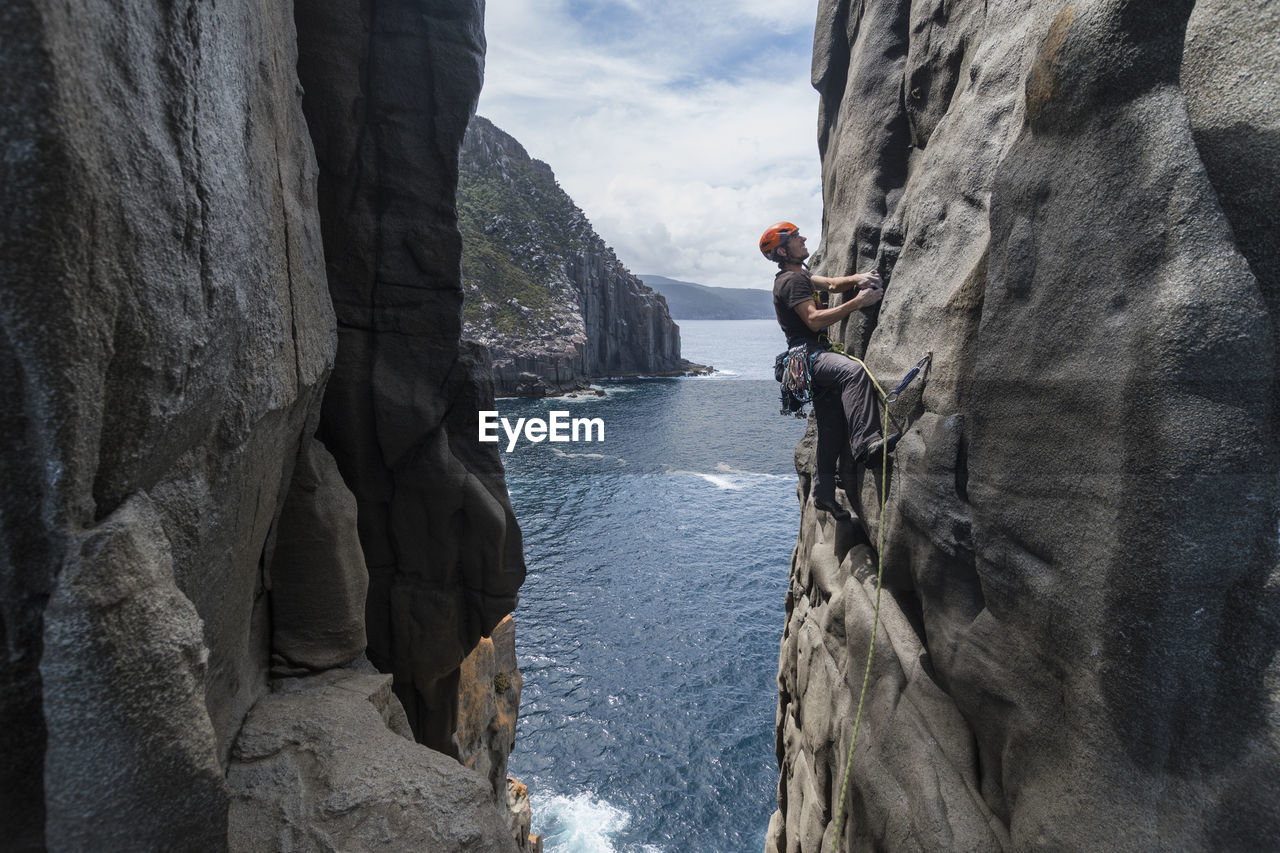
left=811, top=352, right=882, bottom=462
left=811, top=390, right=845, bottom=503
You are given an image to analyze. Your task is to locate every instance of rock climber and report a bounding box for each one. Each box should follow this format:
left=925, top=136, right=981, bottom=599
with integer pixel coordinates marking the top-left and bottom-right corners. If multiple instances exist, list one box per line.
left=760, top=221, right=898, bottom=520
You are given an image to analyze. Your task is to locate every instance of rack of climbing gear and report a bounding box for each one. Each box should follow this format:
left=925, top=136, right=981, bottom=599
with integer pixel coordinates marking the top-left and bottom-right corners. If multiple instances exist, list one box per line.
left=775, top=344, right=815, bottom=417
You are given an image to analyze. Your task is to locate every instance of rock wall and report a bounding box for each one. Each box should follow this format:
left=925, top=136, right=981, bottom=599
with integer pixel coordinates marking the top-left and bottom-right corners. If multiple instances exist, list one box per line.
left=1, top=1, right=332, bottom=845
left=296, top=1, right=526, bottom=757
left=770, top=1, right=1279, bottom=851
left=459, top=115, right=685, bottom=396
left=2, top=0, right=527, bottom=849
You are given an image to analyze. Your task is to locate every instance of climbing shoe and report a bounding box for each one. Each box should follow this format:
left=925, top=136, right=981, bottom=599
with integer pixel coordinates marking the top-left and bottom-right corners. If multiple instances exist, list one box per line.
left=813, top=497, right=851, bottom=522
left=861, top=432, right=902, bottom=469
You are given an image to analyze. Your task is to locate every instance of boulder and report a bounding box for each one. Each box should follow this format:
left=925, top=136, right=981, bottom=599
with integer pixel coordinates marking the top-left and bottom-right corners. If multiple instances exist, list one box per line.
left=227, top=667, right=517, bottom=853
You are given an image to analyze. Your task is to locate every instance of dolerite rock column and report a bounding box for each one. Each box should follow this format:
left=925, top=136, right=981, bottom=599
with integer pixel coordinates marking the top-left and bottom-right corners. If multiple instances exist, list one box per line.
left=1, top=0, right=333, bottom=848
left=771, top=1, right=1279, bottom=851
left=574, top=254, right=682, bottom=377
left=295, top=0, right=526, bottom=754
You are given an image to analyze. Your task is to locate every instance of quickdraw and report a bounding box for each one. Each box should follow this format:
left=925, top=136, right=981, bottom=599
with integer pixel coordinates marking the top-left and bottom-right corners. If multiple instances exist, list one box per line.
left=885, top=352, right=932, bottom=403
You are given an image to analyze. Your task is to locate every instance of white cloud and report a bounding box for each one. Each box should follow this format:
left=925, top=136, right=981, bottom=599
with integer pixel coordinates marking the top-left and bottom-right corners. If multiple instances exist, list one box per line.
left=475, top=0, right=826, bottom=290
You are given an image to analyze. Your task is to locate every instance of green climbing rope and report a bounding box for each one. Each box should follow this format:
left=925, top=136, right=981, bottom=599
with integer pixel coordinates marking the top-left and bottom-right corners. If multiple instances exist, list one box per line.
left=828, top=353, right=892, bottom=853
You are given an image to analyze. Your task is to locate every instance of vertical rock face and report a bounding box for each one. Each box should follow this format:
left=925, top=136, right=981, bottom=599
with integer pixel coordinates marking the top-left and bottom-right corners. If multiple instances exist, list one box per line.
left=1, top=0, right=332, bottom=846
left=458, top=115, right=684, bottom=396
left=4, top=0, right=526, bottom=849
left=772, top=1, right=1279, bottom=851
left=294, top=3, right=527, bottom=755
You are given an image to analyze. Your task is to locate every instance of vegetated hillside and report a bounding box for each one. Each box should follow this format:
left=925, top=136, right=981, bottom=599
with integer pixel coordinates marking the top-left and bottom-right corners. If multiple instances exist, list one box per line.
left=459, top=116, right=685, bottom=397
left=638, top=274, right=775, bottom=320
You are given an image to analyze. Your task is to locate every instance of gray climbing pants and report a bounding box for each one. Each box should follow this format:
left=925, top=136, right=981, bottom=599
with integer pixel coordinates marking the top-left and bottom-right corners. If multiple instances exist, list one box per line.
left=809, top=350, right=882, bottom=503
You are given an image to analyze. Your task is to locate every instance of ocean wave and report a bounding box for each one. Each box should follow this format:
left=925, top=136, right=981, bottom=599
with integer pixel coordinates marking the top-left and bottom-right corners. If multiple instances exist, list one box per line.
left=665, top=462, right=793, bottom=490
left=667, top=469, right=743, bottom=490
left=551, top=447, right=627, bottom=465
left=552, top=386, right=612, bottom=403
left=532, top=791, right=664, bottom=853
left=713, top=462, right=791, bottom=481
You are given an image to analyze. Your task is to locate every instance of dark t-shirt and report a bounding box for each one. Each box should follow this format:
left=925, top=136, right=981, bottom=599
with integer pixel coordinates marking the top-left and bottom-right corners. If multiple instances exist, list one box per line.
left=773, top=269, right=826, bottom=348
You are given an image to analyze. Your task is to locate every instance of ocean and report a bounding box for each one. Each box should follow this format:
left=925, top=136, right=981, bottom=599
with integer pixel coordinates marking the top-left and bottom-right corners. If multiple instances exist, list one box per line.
left=499, top=319, right=809, bottom=852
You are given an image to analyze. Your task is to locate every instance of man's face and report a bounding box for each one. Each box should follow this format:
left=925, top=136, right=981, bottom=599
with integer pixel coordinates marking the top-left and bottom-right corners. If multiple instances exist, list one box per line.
left=785, top=231, right=809, bottom=261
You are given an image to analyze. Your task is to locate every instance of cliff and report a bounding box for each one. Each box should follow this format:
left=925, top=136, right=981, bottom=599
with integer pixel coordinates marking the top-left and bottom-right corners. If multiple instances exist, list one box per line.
left=458, top=115, right=686, bottom=396
left=1, top=1, right=531, bottom=850
left=770, top=1, right=1279, bottom=851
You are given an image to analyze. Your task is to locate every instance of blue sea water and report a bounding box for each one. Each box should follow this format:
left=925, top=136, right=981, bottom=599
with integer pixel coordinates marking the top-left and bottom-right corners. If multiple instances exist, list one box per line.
left=499, top=320, right=809, bottom=853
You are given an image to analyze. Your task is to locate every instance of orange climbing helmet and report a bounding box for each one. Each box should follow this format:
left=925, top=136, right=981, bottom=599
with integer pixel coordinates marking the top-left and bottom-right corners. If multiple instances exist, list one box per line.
left=759, top=221, right=799, bottom=261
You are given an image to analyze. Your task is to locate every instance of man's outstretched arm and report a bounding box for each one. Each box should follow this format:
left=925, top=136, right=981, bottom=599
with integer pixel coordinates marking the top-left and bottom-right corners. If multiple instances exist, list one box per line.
left=812, top=270, right=881, bottom=293
left=794, top=283, right=884, bottom=332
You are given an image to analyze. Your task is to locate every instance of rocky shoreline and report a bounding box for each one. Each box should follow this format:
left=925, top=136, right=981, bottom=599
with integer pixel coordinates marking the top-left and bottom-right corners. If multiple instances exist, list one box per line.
left=496, top=359, right=715, bottom=399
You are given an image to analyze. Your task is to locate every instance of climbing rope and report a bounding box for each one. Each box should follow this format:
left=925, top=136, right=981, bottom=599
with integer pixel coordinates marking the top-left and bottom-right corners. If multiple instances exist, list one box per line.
left=824, top=351, right=928, bottom=852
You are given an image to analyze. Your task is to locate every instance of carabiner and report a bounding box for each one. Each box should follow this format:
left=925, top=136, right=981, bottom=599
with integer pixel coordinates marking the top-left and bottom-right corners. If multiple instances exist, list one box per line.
left=885, top=352, right=932, bottom=403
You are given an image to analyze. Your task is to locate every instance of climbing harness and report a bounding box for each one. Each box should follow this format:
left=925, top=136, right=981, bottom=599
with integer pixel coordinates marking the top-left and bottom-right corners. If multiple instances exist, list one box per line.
left=774, top=348, right=931, bottom=420
left=822, top=350, right=931, bottom=853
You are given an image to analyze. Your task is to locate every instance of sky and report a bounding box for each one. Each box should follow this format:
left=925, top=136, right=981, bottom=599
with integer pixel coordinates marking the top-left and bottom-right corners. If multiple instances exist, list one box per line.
left=475, top=0, right=825, bottom=290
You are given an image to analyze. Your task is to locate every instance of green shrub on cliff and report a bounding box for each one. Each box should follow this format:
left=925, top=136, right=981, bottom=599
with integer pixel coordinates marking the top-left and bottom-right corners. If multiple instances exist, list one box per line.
left=457, top=116, right=603, bottom=338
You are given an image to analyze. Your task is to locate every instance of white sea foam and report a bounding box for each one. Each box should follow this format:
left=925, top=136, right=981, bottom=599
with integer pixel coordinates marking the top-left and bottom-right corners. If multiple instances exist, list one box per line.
left=713, top=462, right=791, bottom=481
left=664, top=462, right=793, bottom=491
left=667, top=468, right=743, bottom=490
left=551, top=447, right=628, bottom=465
left=551, top=386, right=613, bottom=404
left=532, top=791, right=664, bottom=853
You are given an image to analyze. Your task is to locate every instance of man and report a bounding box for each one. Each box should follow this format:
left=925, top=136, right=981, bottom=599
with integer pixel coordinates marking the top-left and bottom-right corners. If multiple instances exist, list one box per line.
left=760, top=221, right=897, bottom=520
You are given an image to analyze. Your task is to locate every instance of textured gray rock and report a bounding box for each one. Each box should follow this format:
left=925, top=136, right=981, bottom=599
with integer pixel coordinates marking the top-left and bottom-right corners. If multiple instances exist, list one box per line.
left=227, top=668, right=517, bottom=853
left=268, top=437, right=368, bottom=670
left=4, top=0, right=529, bottom=848
left=1, top=0, right=332, bottom=846
left=1181, top=0, right=1280, bottom=423
left=773, top=1, right=1279, bottom=851
left=459, top=115, right=686, bottom=397
left=42, top=495, right=228, bottom=851
left=295, top=2, right=527, bottom=754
